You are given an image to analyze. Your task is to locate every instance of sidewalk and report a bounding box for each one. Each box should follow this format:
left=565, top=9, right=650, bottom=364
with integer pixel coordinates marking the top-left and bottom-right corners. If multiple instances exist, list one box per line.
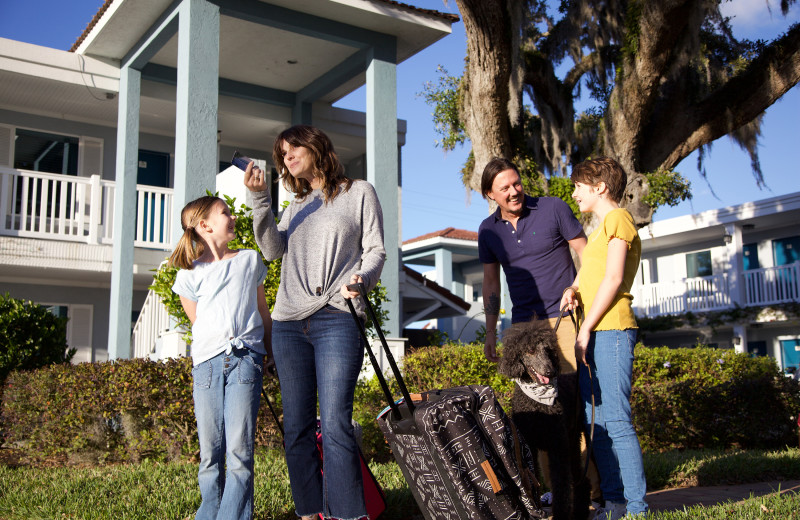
left=645, top=480, right=800, bottom=512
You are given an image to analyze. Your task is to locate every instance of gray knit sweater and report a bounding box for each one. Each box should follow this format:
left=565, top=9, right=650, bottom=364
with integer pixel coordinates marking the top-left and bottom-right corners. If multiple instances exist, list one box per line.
left=252, top=181, right=386, bottom=321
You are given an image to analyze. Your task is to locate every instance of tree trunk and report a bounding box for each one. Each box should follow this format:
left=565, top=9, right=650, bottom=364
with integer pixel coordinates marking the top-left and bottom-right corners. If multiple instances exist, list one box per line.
left=454, top=0, right=517, bottom=192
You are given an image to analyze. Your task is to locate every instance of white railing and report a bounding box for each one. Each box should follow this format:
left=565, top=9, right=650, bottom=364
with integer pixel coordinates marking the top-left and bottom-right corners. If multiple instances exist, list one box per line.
left=0, top=167, right=173, bottom=249
left=633, top=273, right=731, bottom=318
left=743, top=262, right=800, bottom=306
left=131, top=288, right=172, bottom=359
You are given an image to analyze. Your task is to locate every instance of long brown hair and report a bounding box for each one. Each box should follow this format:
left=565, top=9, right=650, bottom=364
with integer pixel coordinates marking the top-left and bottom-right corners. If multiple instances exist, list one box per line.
left=272, top=125, right=352, bottom=202
left=167, top=196, right=223, bottom=270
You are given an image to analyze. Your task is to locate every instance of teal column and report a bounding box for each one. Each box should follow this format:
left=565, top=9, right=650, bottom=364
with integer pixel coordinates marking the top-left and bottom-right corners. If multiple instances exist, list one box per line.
left=366, top=42, right=399, bottom=337
left=107, top=65, right=141, bottom=360
left=434, top=249, right=453, bottom=292
left=172, top=0, right=220, bottom=239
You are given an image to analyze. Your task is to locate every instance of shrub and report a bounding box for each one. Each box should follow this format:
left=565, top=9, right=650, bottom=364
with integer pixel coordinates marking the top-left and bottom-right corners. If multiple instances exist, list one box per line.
left=0, top=293, right=75, bottom=383
left=1, top=358, right=282, bottom=462
left=632, top=345, right=800, bottom=451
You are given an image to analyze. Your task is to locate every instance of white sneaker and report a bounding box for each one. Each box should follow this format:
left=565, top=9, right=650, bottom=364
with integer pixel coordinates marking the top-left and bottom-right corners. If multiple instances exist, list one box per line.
left=593, top=501, right=627, bottom=520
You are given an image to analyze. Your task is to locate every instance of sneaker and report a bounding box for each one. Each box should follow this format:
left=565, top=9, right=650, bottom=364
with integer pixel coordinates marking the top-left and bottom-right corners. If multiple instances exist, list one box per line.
left=593, top=501, right=627, bottom=520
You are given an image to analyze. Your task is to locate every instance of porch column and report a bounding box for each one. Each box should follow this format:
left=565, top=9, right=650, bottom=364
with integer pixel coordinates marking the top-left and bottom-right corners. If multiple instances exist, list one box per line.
left=172, top=0, right=220, bottom=237
left=366, top=41, right=400, bottom=336
left=434, top=249, right=453, bottom=292
left=107, top=66, right=141, bottom=360
left=732, top=324, right=748, bottom=354
left=725, top=223, right=744, bottom=306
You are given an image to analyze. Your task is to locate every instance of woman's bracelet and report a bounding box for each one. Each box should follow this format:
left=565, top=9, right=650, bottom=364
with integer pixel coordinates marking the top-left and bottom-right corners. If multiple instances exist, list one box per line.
left=562, top=285, right=579, bottom=297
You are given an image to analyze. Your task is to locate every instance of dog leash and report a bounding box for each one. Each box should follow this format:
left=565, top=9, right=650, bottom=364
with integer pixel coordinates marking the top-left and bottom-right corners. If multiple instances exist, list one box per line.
left=554, top=304, right=595, bottom=483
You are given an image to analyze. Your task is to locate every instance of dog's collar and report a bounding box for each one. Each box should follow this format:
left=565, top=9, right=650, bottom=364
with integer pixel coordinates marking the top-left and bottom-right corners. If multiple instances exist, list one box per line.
left=514, top=377, right=558, bottom=406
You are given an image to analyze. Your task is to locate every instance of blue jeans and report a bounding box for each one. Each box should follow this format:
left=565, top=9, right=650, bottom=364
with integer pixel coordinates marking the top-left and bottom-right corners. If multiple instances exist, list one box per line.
left=580, top=329, right=648, bottom=515
left=273, top=305, right=366, bottom=520
left=193, top=348, right=263, bottom=520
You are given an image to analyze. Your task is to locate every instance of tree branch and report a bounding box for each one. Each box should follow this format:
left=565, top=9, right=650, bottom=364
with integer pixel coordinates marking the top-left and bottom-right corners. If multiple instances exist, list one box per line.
left=647, top=23, right=800, bottom=171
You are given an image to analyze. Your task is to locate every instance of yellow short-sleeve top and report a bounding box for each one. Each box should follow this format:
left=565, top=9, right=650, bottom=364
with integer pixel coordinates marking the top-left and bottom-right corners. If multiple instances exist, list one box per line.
left=578, top=208, right=641, bottom=331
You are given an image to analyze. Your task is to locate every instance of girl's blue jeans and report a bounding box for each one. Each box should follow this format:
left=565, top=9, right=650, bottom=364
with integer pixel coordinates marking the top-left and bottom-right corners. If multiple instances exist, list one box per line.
left=272, top=305, right=367, bottom=520
left=193, top=347, right=264, bottom=520
left=580, top=329, right=648, bottom=515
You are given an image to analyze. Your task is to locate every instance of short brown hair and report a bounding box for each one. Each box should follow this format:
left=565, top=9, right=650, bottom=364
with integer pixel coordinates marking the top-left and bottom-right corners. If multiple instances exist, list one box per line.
left=480, top=157, right=519, bottom=198
left=570, top=157, right=627, bottom=203
left=272, top=125, right=352, bottom=203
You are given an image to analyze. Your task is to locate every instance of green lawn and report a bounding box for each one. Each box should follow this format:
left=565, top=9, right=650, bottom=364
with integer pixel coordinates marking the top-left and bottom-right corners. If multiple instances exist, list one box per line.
left=1, top=447, right=799, bottom=519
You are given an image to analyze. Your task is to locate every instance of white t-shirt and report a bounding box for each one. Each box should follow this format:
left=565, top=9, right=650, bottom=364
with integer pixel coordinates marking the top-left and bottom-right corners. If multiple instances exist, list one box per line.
left=172, top=249, right=268, bottom=365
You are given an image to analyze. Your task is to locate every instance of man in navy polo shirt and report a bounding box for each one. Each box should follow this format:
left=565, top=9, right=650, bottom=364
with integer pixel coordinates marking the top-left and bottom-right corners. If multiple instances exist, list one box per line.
left=478, top=157, right=586, bottom=370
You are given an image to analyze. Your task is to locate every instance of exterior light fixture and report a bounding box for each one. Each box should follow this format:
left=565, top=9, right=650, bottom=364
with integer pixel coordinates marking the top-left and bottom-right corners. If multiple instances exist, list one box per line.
left=723, top=233, right=732, bottom=244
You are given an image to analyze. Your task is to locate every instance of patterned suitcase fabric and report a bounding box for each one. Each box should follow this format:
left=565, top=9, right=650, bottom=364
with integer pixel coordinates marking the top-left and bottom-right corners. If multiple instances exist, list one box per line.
left=379, top=385, right=543, bottom=520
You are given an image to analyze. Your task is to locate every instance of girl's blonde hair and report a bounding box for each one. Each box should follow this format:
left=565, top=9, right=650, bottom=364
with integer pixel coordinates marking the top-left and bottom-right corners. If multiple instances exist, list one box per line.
left=272, top=124, right=352, bottom=203
left=167, top=195, right=224, bottom=270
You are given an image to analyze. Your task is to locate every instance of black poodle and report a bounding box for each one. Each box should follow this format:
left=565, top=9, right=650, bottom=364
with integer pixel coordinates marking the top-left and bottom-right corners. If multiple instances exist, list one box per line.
left=498, top=319, right=590, bottom=520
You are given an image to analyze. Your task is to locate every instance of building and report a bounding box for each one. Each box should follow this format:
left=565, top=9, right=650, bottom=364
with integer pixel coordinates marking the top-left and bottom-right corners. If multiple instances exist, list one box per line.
left=633, top=191, right=800, bottom=372
left=0, top=0, right=461, bottom=362
left=402, top=227, right=501, bottom=343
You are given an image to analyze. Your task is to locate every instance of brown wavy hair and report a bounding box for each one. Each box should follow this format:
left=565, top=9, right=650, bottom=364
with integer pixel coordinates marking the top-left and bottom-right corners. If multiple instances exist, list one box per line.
left=570, top=157, right=627, bottom=203
left=272, top=125, right=352, bottom=202
left=167, top=195, right=223, bottom=270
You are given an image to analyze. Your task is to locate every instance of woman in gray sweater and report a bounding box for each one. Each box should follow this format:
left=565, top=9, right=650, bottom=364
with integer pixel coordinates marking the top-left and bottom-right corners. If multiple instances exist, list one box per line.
left=245, top=125, right=385, bottom=520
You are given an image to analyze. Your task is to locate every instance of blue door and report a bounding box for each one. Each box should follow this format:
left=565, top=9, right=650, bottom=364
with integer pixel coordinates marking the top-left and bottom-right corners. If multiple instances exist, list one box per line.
left=781, top=339, right=800, bottom=374
left=773, top=236, right=800, bottom=301
left=136, top=150, right=170, bottom=243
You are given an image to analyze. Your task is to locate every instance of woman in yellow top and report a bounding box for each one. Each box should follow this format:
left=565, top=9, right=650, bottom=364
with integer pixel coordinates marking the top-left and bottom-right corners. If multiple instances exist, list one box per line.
left=561, top=157, right=647, bottom=519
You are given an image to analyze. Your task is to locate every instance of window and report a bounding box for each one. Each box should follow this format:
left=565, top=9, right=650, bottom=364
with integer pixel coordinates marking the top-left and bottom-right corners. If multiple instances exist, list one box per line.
left=773, top=236, right=800, bottom=266
left=472, top=282, right=482, bottom=303
left=686, top=251, right=712, bottom=278
left=14, top=129, right=79, bottom=175
left=743, top=243, right=759, bottom=270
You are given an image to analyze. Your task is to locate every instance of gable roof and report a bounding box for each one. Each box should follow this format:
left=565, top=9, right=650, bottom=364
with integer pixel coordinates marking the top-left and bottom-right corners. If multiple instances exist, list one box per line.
left=403, top=227, right=478, bottom=245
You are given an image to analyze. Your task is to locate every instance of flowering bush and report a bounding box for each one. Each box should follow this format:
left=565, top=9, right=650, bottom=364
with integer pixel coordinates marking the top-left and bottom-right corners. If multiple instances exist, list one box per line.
left=632, top=345, right=800, bottom=451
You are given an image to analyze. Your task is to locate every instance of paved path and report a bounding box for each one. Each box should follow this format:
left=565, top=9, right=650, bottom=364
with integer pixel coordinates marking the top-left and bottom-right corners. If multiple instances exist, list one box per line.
left=645, top=480, right=800, bottom=512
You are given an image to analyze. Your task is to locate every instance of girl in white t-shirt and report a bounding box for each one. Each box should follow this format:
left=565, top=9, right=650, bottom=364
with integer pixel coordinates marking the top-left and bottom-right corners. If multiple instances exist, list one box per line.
left=169, top=195, right=272, bottom=520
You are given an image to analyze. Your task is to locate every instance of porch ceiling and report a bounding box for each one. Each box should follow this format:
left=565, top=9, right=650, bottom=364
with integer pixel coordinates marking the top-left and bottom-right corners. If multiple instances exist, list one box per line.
left=74, top=0, right=453, bottom=105
left=1, top=0, right=454, bottom=158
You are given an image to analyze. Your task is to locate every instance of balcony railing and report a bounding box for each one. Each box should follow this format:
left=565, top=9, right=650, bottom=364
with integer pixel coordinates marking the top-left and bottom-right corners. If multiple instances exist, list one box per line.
left=633, top=263, right=800, bottom=318
left=633, top=273, right=731, bottom=318
left=743, top=262, right=800, bottom=306
left=0, top=167, right=173, bottom=249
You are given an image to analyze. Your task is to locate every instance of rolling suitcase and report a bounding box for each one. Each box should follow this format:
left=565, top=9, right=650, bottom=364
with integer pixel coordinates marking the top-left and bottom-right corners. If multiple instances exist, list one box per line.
left=345, top=283, right=544, bottom=520
left=261, top=383, right=387, bottom=519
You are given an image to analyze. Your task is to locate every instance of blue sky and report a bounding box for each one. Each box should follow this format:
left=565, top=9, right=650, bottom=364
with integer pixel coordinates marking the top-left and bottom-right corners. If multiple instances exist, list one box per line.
left=1, top=0, right=798, bottom=241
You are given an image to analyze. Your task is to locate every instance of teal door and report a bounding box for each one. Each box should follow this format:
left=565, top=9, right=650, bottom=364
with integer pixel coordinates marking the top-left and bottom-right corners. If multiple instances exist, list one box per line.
left=772, top=236, right=800, bottom=301
left=781, top=338, right=800, bottom=374
left=136, top=150, right=170, bottom=243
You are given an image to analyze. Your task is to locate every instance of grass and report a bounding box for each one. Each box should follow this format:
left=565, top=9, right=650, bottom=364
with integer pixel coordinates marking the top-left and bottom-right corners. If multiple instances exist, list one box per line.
left=0, top=447, right=799, bottom=519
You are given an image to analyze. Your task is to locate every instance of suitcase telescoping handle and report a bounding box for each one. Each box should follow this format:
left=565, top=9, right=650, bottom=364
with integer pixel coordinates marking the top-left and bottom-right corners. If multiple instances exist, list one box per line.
left=345, top=283, right=415, bottom=420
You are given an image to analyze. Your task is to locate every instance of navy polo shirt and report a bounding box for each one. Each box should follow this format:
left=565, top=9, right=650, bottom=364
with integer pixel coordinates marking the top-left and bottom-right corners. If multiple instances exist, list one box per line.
left=478, top=196, right=584, bottom=322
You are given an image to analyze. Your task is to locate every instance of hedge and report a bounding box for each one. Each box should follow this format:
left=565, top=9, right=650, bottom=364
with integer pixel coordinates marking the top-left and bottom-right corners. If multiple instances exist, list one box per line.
left=1, top=357, right=282, bottom=463
left=3, top=343, right=799, bottom=463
